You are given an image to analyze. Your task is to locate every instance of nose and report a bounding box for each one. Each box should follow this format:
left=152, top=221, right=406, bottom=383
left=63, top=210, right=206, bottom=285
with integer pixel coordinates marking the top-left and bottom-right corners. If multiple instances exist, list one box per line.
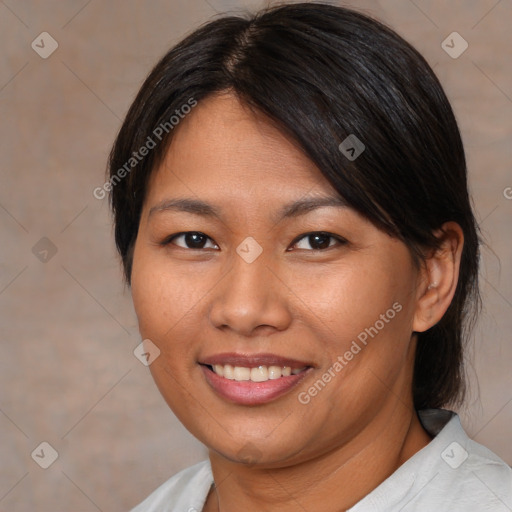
left=208, top=251, right=292, bottom=337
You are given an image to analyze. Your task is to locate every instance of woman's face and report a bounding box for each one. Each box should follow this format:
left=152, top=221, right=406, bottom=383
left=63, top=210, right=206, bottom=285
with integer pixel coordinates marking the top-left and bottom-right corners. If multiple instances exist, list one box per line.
left=131, top=93, right=424, bottom=466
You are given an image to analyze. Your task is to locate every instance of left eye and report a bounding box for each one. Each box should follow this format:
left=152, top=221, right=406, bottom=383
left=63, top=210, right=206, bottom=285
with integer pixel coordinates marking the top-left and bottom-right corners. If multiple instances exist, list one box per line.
left=291, top=232, right=345, bottom=251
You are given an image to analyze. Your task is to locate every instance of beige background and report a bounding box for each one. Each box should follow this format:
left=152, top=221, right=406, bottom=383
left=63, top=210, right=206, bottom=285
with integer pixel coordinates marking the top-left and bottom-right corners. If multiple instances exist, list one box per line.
left=0, top=0, right=510, bottom=510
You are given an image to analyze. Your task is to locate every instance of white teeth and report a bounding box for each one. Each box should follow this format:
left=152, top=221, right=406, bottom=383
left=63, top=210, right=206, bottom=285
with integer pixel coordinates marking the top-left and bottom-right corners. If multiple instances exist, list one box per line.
left=268, top=366, right=282, bottom=379
left=210, top=364, right=307, bottom=381
left=250, top=366, right=268, bottom=382
left=233, top=367, right=251, bottom=381
left=223, top=364, right=234, bottom=380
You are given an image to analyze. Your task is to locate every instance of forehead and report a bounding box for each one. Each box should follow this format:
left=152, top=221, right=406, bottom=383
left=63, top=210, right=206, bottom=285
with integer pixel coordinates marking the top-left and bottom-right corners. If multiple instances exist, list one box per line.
left=145, top=93, right=338, bottom=205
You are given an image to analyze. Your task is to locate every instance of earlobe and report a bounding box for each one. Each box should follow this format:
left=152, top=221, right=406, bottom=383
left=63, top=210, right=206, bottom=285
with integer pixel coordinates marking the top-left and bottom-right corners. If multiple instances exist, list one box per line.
left=413, top=222, right=464, bottom=333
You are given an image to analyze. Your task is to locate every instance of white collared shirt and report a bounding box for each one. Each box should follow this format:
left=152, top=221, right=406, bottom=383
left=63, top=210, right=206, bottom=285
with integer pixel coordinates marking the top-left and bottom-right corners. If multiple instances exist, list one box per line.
left=130, top=409, right=512, bottom=511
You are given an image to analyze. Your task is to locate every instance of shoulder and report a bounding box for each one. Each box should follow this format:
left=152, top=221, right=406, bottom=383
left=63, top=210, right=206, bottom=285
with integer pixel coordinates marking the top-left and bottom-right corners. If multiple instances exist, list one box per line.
left=350, top=409, right=512, bottom=511
left=459, top=429, right=512, bottom=500
left=130, top=460, right=213, bottom=512
left=409, top=410, right=512, bottom=510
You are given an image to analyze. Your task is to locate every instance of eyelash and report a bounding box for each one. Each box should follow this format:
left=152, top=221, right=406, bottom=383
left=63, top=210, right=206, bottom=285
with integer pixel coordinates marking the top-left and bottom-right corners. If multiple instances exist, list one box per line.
left=161, top=231, right=347, bottom=252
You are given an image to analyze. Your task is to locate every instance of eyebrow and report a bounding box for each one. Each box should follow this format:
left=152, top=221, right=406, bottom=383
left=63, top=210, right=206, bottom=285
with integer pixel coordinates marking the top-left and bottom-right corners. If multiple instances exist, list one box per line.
left=148, top=195, right=348, bottom=222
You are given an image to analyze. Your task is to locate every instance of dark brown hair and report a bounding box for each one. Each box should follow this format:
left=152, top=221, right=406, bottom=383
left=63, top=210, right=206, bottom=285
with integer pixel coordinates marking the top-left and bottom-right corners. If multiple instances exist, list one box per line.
left=108, top=2, right=481, bottom=410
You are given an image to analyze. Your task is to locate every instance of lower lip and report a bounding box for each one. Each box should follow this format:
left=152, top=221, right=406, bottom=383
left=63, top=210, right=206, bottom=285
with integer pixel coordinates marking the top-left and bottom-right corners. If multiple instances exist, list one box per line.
left=200, top=365, right=311, bottom=405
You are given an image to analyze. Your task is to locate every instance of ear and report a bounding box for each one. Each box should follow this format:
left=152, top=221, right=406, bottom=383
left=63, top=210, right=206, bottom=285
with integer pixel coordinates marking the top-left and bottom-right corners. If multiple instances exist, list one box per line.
left=413, top=222, right=464, bottom=332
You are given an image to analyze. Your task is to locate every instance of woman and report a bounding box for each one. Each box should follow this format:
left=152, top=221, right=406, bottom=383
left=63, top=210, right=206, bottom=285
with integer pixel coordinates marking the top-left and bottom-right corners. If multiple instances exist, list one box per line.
left=108, top=3, right=511, bottom=511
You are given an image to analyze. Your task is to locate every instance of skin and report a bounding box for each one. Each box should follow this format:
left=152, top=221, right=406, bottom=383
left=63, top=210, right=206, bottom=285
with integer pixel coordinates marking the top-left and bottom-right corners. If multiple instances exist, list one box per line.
left=131, top=92, right=464, bottom=512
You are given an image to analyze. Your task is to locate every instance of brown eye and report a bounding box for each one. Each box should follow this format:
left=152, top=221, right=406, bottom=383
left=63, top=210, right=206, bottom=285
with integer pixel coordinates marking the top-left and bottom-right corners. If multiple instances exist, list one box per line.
left=291, top=232, right=346, bottom=251
left=165, top=232, right=219, bottom=250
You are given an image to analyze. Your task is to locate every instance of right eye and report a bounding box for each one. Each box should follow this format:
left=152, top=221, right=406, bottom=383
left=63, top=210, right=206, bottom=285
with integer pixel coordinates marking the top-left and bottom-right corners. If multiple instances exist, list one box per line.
left=162, top=231, right=219, bottom=250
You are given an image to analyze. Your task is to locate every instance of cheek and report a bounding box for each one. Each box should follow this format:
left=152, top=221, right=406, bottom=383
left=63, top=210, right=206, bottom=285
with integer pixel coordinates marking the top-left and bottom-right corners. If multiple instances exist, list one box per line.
left=281, top=255, right=414, bottom=345
left=130, top=248, right=204, bottom=410
left=131, top=245, right=203, bottom=340
left=282, top=248, right=417, bottom=405
left=322, top=262, right=416, bottom=405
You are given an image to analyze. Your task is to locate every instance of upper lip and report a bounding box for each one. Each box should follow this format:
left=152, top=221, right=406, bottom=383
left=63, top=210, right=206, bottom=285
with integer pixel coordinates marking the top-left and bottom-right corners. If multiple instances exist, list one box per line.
left=200, top=353, right=313, bottom=369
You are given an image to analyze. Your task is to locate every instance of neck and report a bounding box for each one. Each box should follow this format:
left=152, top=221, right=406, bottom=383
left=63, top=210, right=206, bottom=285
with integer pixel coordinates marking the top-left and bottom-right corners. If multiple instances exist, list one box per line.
left=205, top=405, right=432, bottom=512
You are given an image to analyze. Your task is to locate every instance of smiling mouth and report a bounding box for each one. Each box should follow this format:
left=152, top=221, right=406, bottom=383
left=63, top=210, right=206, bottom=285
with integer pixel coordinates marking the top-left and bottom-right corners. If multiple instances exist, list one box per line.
left=198, top=353, right=313, bottom=404
left=203, top=364, right=308, bottom=382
